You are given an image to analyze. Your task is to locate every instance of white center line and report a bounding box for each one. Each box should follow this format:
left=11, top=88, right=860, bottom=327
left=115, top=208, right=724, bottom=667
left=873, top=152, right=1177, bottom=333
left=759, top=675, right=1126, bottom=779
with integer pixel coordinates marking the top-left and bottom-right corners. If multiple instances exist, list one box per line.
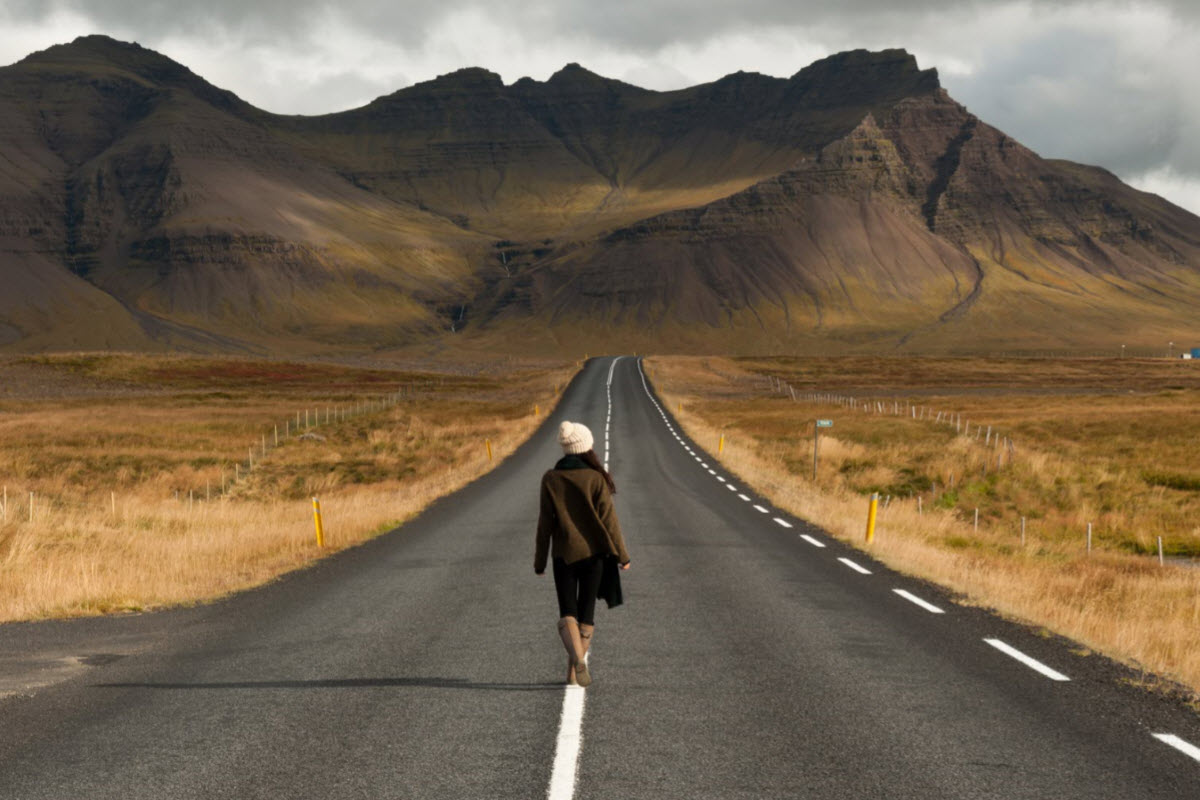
left=715, top=475, right=725, bottom=482
left=550, top=356, right=625, bottom=799
left=707, top=469, right=716, bottom=475
left=893, top=589, right=945, bottom=614
left=800, top=534, right=826, bottom=548
left=725, top=484, right=737, bottom=491
left=1152, top=733, right=1200, bottom=763
left=838, top=557, right=872, bottom=575
left=547, top=686, right=586, bottom=799
left=737, top=494, right=750, bottom=501
left=753, top=504, right=769, bottom=513
left=772, top=517, right=793, bottom=529
left=984, top=639, right=1070, bottom=681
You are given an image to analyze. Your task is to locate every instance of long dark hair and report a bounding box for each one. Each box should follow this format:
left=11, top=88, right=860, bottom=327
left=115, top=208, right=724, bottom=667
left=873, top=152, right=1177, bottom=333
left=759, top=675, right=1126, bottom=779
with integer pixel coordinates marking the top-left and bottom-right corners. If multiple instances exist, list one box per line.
left=579, top=449, right=616, bottom=494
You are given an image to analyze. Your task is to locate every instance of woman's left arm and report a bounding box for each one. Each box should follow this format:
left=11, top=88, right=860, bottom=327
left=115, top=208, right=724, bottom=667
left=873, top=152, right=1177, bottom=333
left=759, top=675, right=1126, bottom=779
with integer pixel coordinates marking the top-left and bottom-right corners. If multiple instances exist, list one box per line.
left=596, top=485, right=631, bottom=565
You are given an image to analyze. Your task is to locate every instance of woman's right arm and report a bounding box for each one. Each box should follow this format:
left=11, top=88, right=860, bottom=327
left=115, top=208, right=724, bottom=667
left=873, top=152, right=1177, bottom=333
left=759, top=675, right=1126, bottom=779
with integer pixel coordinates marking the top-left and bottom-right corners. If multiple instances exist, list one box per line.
left=534, top=477, right=555, bottom=574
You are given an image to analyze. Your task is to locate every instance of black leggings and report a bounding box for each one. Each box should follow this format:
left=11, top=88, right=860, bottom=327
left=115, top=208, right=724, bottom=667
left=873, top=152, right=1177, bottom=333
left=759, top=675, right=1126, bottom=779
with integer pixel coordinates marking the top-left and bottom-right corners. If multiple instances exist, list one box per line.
left=552, top=556, right=604, bottom=626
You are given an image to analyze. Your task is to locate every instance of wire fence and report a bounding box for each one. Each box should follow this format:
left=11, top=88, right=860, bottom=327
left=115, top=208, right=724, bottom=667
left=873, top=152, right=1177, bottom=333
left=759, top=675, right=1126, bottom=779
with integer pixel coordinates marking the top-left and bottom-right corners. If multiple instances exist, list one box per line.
left=0, top=386, right=416, bottom=526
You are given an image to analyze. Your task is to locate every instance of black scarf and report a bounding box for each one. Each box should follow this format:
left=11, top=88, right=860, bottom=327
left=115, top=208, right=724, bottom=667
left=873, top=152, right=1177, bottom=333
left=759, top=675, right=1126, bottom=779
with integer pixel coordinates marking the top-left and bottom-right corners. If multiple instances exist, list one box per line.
left=554, top=454, right=588, bottom=470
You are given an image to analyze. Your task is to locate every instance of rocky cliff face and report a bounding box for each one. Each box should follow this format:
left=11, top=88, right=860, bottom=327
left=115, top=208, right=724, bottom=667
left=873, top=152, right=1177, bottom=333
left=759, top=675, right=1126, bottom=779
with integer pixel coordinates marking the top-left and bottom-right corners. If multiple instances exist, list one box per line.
left=1, top=36, right=1197, bottom=354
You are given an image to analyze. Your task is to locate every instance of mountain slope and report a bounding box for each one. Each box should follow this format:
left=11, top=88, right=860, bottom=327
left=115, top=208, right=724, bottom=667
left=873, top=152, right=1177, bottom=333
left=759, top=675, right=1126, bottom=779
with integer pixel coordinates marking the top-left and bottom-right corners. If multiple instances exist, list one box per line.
left=0, top=36, right=488, bottom=352
left=1, top=36, right=1197, bottom=354
left=482, top=91, right=1200, bottom=352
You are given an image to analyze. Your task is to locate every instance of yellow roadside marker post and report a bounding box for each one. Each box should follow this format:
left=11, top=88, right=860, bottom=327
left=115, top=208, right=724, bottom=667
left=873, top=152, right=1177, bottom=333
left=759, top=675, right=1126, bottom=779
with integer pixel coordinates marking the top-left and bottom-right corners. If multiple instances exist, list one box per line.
left=865, top=493, right=879, bottom=544
left=486, top=439, right=493, bottom=461
left=312, top=497, right=325, bottom=548
left=718, top=434, right=725, bottom=454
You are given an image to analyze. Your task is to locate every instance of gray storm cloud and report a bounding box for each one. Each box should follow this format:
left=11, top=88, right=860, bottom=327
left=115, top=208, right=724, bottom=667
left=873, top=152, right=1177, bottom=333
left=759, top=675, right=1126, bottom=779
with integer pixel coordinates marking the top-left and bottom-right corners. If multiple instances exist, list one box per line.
left=13, top=1, right=1200, bottom=50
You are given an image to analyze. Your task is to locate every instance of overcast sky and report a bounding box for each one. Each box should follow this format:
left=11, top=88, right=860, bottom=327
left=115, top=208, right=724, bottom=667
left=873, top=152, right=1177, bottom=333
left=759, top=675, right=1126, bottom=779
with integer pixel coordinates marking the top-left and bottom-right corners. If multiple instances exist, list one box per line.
left=3, top=0, right=1199, bottom=214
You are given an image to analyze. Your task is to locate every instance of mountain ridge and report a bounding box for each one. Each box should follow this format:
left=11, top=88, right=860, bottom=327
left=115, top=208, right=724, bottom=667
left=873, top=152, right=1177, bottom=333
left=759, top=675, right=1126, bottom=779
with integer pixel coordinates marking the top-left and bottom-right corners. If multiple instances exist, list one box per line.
left=0, top=36, right=1197, bottom=355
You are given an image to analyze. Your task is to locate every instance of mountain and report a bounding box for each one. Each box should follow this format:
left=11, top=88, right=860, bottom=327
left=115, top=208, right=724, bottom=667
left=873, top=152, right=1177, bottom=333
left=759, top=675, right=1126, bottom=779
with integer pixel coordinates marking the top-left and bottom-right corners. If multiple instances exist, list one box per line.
left=1, top=35, right=1197, bottom=355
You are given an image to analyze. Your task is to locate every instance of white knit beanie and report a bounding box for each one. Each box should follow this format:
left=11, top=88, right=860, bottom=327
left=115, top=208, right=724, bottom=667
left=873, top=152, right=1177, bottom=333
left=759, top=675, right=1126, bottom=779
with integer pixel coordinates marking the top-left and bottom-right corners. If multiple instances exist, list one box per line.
left=558, top=421, right=594, bottom=455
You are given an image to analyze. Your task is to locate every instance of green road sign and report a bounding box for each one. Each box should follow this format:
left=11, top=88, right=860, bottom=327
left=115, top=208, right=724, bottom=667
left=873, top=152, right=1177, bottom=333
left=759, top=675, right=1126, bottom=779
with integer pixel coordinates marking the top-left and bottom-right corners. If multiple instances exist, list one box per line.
left=816, top=419, right=833, bottom=428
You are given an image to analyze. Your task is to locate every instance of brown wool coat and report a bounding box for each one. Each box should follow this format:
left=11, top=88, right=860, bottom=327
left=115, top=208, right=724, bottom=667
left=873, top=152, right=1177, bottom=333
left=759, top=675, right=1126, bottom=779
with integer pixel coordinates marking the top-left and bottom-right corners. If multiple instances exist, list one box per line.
left=535, top=467, right=630, bottom=573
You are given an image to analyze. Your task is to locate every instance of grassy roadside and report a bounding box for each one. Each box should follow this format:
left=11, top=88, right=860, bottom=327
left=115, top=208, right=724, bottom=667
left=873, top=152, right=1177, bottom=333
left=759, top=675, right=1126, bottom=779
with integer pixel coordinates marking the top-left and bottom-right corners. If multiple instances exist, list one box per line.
left=646, top=355, right=1200, bottom=701
left=0, top=353, right=575, bottom=622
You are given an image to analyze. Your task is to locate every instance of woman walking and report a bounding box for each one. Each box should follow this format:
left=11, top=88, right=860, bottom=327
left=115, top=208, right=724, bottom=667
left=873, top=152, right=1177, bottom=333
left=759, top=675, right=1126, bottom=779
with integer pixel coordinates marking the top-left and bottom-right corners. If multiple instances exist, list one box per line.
left=535, top=421, right=631, bottom=687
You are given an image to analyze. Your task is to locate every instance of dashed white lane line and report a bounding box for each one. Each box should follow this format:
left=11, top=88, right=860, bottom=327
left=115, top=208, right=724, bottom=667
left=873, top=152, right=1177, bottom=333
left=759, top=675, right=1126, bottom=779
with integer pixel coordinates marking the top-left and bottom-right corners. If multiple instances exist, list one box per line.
left=635, top=359, right=1116, bottom=743
left=725, top=484, right=737, bottom=491
left=547, top=686, right=586, bottom=799
left=707, top=469, right=717, bottom=475
left=893, top=589, right=945, bottom=614
left=838, top=557, right=872, bottom=575
left=984, top=639, right=1070, bottom=681
left=1152, top=733, right=1200, bottom=764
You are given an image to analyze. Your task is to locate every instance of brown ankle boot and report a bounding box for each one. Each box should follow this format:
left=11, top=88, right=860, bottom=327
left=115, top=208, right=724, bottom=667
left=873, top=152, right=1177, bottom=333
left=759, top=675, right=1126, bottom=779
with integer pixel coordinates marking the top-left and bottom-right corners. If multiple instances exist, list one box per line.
left=557, top=617, right=591, bottom=687
left=579, top=624, right=594, bottom=659
left=572, top=624, right=595, bottom=685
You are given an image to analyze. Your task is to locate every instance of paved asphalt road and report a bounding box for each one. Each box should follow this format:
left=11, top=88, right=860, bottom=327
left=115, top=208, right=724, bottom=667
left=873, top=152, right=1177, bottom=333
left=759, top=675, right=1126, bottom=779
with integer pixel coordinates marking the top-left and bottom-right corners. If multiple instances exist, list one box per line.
left=1, top=356, right=1198, bottom=798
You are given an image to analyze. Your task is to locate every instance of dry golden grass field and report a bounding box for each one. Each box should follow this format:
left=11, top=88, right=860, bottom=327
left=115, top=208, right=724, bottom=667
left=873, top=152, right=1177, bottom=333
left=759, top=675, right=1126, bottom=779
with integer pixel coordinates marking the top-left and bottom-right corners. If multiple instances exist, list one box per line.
left=647, top=355, right=1200, bottom=701
left=0, top=353, right=574, bottom=622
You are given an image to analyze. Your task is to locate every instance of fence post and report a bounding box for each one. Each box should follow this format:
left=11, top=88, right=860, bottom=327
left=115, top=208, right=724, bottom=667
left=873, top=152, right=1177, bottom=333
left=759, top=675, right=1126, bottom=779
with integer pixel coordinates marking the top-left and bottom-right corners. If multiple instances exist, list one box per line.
left=865, top=493, right=879, bottom=543
left=312, top=497, right=325, bottom=548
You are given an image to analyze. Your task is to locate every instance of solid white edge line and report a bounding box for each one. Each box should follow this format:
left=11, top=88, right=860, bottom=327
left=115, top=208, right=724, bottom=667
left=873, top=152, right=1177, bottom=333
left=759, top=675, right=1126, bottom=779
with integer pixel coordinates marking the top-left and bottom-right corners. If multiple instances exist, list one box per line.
left=1152, top=733, right=1200, bottom=763
left=983, top=639, right=1070, bottom=681
left=772, top=517, right=793, bottom=529
left=737, top=494, right=750, bottom=501
left=838, top=557, right=872, bottom=575
left=800, top=534, right=826, bottom=548
left=893, top=589, right=945, bottom=614
left=547, top=685, right=587, bottom=799
left=753, top=505, right=769, bottom=513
